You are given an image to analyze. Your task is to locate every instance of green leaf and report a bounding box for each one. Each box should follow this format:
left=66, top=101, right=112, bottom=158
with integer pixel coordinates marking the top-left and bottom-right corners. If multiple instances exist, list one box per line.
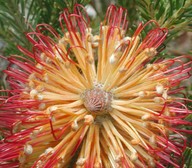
left=183, top=147, right=192, bottom=168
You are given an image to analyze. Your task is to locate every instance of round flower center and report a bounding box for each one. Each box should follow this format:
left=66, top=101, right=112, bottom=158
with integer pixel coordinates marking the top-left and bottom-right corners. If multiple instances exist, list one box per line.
left=83, top=88, right=113, bottom=114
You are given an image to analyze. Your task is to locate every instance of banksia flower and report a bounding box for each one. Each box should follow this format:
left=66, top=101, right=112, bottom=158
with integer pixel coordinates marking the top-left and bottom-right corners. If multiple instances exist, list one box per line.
left=0, top=4, right=192, bottom=168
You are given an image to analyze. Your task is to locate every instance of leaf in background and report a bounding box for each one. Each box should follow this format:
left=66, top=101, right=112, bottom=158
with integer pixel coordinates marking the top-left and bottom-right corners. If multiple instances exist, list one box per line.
left=0, top=0, right=91, bottom=56
left=136, top=0, right=192, bottom=44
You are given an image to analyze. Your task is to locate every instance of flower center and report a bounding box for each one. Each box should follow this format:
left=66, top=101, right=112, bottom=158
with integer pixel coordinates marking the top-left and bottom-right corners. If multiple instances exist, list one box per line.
left=83, top=88, right=113, bottom=114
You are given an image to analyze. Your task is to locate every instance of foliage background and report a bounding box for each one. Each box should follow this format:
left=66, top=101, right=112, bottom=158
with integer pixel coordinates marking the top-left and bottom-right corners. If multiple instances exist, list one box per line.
left=0, top=0, right=191, bottom=167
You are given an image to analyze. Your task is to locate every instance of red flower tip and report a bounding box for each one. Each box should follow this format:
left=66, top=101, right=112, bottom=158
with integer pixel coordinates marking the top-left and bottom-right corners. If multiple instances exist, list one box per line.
left=104, top=4, right=128, bottom=31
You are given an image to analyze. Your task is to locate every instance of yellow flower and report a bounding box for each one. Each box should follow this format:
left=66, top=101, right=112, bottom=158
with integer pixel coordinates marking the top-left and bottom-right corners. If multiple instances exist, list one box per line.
left=0, top=4, right=192, bottom=168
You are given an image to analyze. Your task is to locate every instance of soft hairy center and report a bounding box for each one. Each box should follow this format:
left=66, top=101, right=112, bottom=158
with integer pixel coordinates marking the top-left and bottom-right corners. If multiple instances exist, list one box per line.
left=83, top=88, right=112, bottom=114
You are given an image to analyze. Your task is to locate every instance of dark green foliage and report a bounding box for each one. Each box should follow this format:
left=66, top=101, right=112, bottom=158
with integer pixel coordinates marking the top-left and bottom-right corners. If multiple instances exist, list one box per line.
left=135, top=0, right=192, bottom=43
left=0, top=0, right=91, bottom=55
left=183, top=147, right=192, bottom=168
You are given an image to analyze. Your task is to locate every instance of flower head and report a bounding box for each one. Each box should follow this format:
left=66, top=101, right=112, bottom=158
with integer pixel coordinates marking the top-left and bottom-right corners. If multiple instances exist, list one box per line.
left=0, top=4, right=192, bottom=168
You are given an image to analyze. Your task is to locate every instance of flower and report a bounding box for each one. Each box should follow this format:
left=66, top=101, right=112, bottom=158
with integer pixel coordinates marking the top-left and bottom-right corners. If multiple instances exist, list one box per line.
left=0, top=4, right=192, bottom=168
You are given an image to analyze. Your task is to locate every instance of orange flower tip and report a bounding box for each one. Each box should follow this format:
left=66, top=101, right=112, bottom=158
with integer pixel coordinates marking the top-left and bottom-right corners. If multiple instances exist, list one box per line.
left=71, top=120, right=79, bottom=131
left=118, top=67, right=126, bottom=73
left=109, top=54, right=117, bottom=64
left=64, top=61, right=71, bottom=69
left=137, top=91, right=146, bottom=98
left=55, top=55, right=64, bottom=63
left=130, top=152, right=138, bottom=162
left=141, top=113, right=151, bottom=120
left=12, top=121, right=21, bottom=133
left=153, top=97, right=165, bottom=104
left=30, top=130, right=40, bottom=139
left=114, top=36, right=131, bottom=51
left=28, top=81, right=35, bottom=88
left=152, top=64, right=160, bottom=71
left=109, top=52, right=123, bottom=64
left=146, top=63, right=152, bottom=69
left=147, top=63, right=161, bottom=71
left=24, top=144, right=33, bottom=155
left=94, top=162, right=101, bottom=168
left=47, top=106, right=58, bottom=114
left=29, top=73, right=36, bottom=80
left=58, top=37, right=66, bottom=44
left=155, top=83, right=164, bottom=94
left=142, top=122, right=149, bottom=128
left=92, top=41, right=99, bottom=48
left=87, top=34, right=94, bottom=42
left=44, top=147, right=54, bottom=155
left=86, top=33, right=100, bottom=47
left=76, top=157, right=86, bottom=166
left=149, top=135, right=156, bottom=145
left=51, top=116, right=56, bottom=122
left=145, top=48, right=157, bottom=57
left=38, top=103, right=46, bottom=110
left=122, top=36, right=131, bottom=43
left=85, top=27, right=92, bottom=34
left=162, top=89, right=169, bottom=99
left=30, top=89, right=38, bottom=99
left=45, top=57, right=52, bottom=64
left=36, top=63, right=44, bottom=70
left=19, top=154, right=26, bottom=164
left=84, top=114, right=94, bottom=125
left=158, top=119, right=165, bottom=125
left=121, top=30, right=126, bottom=36
left=131, top=139, right=140, bottom=145
left=86, top=55, right=94, bottom=64
left=40, top=52, right=46, bottom=60
left=114, top=154, right=123, bottom=162
left=37, top=94, right=44, bottom=100
left=148, top=158, right=155, bottom=168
